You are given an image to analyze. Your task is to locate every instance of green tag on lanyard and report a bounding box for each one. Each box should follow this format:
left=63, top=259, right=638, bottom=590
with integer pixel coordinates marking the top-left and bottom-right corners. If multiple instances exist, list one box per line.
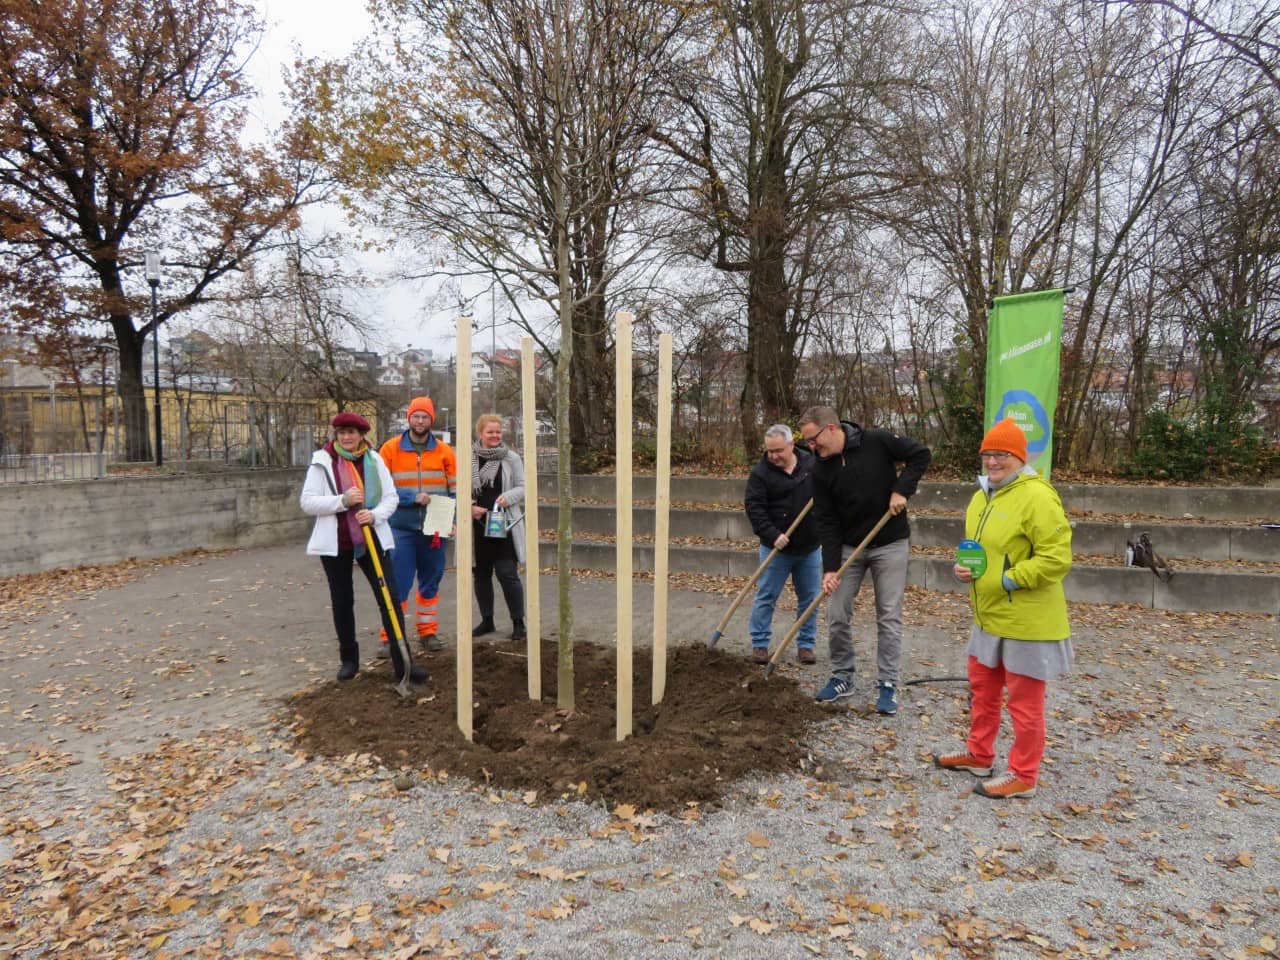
left=956, top=539, right=987, bottom=577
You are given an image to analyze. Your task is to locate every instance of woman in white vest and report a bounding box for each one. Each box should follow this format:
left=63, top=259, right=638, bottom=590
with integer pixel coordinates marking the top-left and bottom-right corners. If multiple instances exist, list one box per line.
left=299, top=411, right=428, bottom=686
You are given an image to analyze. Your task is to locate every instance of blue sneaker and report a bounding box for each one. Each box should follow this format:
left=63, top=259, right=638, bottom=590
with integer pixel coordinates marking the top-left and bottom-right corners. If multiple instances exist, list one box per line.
left=876, top=682, right=898, bottom=715
left=815, top=677, right=854, bottom=703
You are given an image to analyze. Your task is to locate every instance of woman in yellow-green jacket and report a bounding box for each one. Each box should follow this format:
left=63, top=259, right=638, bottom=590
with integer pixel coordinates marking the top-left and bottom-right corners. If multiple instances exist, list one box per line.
left=934, top=418, right=1073, bottom=799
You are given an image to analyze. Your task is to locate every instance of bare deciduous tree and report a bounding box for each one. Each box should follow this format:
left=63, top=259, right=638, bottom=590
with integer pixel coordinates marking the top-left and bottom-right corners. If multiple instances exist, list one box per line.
left=652, top=0, right=914, bottom=448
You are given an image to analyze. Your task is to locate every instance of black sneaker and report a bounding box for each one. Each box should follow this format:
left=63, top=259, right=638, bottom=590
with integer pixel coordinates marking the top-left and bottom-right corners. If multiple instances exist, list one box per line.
left=395, top=665, right=429, bottom=685
left=473, top=618, right=496, bottom=638
left=337, top=661, right=358, bottom=682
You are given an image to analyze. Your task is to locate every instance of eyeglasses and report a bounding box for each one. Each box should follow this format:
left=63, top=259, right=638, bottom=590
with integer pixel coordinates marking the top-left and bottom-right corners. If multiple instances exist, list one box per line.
left=798, top=432, right=820, bottom=446
left=980, top=452, right=1014, bottom=462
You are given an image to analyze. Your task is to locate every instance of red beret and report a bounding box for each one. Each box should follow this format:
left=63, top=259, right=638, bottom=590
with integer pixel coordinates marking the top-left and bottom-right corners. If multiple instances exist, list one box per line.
left=331, top=412, right=371, bottom=433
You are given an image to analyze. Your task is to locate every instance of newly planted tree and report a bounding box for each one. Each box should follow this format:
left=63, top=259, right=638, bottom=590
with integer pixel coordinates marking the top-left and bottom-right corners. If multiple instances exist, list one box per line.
left=298, top=0, right=689, bottom=707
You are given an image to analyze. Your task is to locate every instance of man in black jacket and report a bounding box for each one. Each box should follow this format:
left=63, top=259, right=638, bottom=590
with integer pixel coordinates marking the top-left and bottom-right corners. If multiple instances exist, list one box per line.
left=797, top=406, right=932, bottom=714
left=744, top=424, right=822, bottom=665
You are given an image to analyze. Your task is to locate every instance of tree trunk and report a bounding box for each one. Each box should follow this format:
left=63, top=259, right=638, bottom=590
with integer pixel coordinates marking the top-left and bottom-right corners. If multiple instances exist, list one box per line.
left=113, top=316, right=151, bottom=462
left=551, top=5, right=575, bottom=712
left=567, top=291, right=612, bottom=467
left=740, top=165, right=794, bottom=446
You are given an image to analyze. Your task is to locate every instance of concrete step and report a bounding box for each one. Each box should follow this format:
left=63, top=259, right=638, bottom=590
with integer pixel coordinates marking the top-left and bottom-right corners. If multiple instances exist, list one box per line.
left=549, top=475, right=1280, bottom=523
left=533, top=538, right=1280, bottom=615
left=540, top=502, right=1280, bottom=563
left=530, top=476, right=1279, bottom=613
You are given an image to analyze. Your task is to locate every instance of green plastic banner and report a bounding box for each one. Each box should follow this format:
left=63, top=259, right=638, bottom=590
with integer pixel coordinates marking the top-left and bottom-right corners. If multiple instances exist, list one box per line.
left=986, top=289, right=1065, bottom=479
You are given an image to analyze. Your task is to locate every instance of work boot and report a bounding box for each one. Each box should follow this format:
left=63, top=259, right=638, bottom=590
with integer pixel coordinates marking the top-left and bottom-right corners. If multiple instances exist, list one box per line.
left=337, top=661, right=359, bottom=682
left=751, top=646, right=770, bottom=665
left=473, top=618, right=496, bottom=638
left=797, top=647, right=817, bottom=665
left=511, top=619, right=527, bottom=641
left=419, top=633, right=440, bottom=653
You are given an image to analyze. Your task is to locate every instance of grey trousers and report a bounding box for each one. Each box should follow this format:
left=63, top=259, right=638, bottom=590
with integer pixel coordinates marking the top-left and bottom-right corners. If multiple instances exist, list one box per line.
left=827, top=537, right=910, bottom=685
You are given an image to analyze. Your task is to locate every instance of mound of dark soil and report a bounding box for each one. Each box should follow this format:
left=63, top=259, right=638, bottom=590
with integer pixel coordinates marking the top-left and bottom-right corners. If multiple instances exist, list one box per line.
left=287, top=639, right=828, bottom=813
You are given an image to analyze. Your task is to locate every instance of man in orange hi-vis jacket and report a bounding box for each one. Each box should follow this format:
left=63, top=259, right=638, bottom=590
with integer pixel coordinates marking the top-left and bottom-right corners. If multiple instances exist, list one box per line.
left=378, top=396, right=457, bottom=651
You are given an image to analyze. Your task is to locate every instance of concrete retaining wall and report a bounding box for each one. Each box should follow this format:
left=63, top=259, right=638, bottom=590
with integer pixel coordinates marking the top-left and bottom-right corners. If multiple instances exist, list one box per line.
left=550, top=502, right=1280, bottom=563
left=1, top=468, right=309, bottom=578
left=537, top=493, right=1280, bottom=615
left=4, top=470, right=1276, bottom=616
left=537, top=542, right=1280, bottom=614
left=548, top=475, right=1280, bottom=522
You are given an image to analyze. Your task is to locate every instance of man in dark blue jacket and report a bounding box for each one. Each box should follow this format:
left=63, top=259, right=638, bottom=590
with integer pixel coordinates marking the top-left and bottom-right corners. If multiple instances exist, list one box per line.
left=744, top=424, right=821, bottom=665
left=798, top=406, right=931, bottom=714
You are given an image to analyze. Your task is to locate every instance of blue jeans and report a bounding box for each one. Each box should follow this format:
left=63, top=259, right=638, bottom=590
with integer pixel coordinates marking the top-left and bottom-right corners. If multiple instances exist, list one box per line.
left=748, top=545, right=821, bottom=649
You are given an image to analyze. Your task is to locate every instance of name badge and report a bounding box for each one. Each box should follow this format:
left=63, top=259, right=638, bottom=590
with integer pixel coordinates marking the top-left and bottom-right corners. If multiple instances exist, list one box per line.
left=956, top=539, right=987, bottom=577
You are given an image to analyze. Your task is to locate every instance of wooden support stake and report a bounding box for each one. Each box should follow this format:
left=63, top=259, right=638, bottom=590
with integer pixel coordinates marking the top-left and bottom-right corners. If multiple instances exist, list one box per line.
left=455, top=317, right=474, bottom=741
left=615, top=311, right=633, bottom=741
left=521, top=336, right=541, bottom=701
left=652, top=332, right=672, bottom=705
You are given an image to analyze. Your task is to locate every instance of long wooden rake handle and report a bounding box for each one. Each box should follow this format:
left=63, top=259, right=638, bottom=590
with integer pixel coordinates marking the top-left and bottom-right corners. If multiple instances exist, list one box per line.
left=707, top=499, right=814, bottom=649
left=763, top=508, right=894, bottom=679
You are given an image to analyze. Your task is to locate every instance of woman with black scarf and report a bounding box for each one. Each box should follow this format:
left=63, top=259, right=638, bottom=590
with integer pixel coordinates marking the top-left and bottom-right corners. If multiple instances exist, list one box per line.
left=469, top=414, right=527, bottom=640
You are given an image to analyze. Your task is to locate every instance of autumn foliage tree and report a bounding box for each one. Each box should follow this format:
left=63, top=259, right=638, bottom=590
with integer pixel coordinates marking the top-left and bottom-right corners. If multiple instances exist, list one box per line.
left=0, top=0, right=325, bottom=460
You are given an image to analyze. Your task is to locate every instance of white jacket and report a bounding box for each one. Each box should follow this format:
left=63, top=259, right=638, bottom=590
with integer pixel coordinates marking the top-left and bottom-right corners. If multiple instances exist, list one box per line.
left=300, top=447, right=398, bottom=556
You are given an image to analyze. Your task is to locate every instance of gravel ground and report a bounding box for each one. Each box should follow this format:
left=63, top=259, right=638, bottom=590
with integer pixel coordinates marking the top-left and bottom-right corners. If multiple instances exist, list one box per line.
left=1, top=543, right=1277, bottom=959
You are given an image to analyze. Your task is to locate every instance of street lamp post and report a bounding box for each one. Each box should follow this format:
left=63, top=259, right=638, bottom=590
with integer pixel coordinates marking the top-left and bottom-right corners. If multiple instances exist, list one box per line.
left=144, top=250, right=162, bottom=466
left=491, top=286, right=498, bottom=411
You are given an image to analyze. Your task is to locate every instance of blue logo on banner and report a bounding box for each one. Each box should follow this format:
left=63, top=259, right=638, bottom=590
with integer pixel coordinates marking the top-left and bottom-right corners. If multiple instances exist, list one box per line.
left=994, top=390, right=1050, bottom=455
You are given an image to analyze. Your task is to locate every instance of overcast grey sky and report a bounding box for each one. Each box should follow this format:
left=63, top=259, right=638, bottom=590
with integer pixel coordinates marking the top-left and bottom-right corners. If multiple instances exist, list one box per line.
left=244, top=0, right=470, bottom=357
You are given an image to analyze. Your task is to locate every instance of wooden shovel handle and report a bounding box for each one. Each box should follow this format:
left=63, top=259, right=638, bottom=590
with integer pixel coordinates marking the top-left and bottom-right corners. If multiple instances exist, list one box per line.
left=766, top=508, right=894, bottom=674
left=709, top=499, right=814, bottom=645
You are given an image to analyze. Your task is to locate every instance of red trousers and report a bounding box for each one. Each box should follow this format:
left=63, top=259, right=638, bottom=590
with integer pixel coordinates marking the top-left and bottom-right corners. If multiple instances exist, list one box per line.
left=965, top=655, right=1047, bottom=786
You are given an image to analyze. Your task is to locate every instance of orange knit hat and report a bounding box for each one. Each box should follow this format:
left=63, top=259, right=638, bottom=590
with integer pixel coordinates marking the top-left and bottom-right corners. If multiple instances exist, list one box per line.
left=980, top=417, right=1027, bottom=462
left=407, top=396, right=435, bottom=423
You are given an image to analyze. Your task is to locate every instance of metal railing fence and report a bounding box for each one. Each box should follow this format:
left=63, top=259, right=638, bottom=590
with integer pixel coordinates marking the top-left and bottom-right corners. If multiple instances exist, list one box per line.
left=0, top=386, right=327, bottom=483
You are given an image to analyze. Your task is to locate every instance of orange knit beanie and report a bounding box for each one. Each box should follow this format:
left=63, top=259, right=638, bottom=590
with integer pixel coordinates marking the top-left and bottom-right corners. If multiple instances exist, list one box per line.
left=980, top=417, right=1027, bottom=462
left=407, top=396, right=435, bottom=422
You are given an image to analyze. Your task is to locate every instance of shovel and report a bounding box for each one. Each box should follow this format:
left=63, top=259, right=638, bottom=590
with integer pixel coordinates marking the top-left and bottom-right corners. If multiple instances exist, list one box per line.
left=708, top=499, right=813, bottom=649
left=764, top=508, right=893, bottom=680
left=362, top=524, right=414, bottom=699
